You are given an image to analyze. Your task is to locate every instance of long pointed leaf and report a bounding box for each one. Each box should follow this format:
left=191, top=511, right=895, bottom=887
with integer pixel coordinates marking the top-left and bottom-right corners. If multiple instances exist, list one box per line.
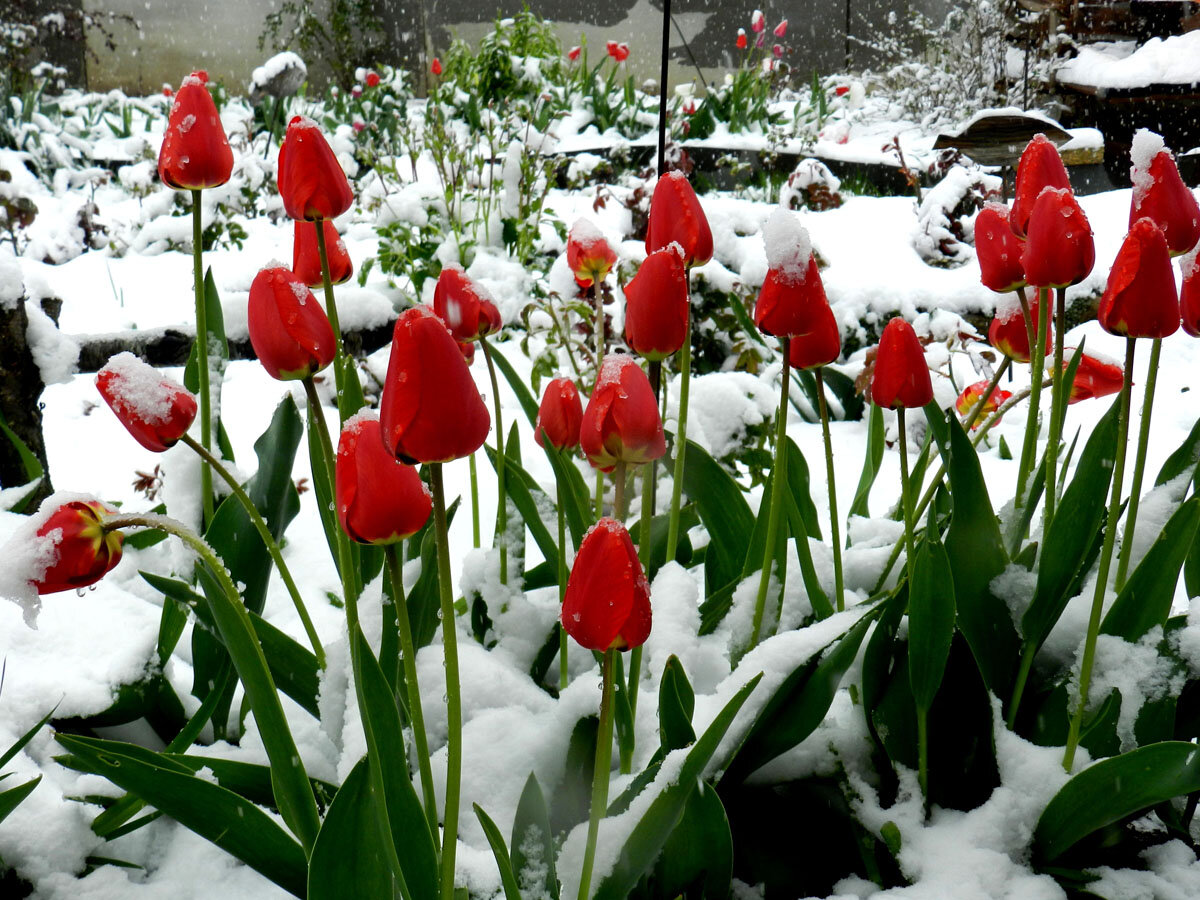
left=308, top=757, right=396, bottom=899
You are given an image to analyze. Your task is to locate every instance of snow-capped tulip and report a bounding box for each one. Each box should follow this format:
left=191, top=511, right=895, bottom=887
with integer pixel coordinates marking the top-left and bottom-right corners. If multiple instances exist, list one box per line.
left=580, top=354, right=666, bottom=472
left=646, top=172, right=713, bottom=267
left=975, top=204, right=1026, bottom=293
left=1129, top=131, right=1200, bottom=257
left=988, top=296, right=1051, bottom=363
left=753, top=209, right=837, bottom=365
left=430, top=58, right=442, bottom=76
left=624, top=245, right=689, bottom=361
left=1097, top=218, right=1179, bottom=339
left=1182, top=249, right=1200, bottom=337
left=751, top=9, right=766, bottom=32
left=380, top=306, right=490, bottom=465
left=432, top=265, right=502, bottom=343
left=247, top=266, right=336, bottom=381
left=871, top=318, right=932, bottom=410
left=1021, top=188, right=1094, bottom=288
left=157, top=71, right=233, bottom=191
left=277, top=116, right=354, bottom=222
left=1066, top=351, right=1124, bottom=404
left=955, top=380, right=1011, bottom=428
left=1010, top=134, right=1072, bottom=239
left=774, top=19, right=788, bottom=37
left=535, top=377, right=583, bottom=450
left=292, top=219, right=353, bottom=288
left=567, top=219, right=618, bottom=289
left=736, top=29, right=748, bottom=49
left=336, top=413, right=431, bottom=545
left=95, top=352, right=197, bottom=453
left=31, top=499, right=124, bottom=595
left=561, top=517, right=651, bottom=652
left=568, top=46, right=581, bottom=62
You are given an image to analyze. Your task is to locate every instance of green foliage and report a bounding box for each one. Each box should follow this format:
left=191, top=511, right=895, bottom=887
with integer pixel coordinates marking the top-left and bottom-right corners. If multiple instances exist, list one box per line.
left=259, top=0, right=388, bottom=90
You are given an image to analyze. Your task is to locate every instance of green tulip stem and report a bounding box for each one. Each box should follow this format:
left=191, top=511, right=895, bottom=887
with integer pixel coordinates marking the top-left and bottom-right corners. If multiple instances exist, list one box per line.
left=577, top=648, right=616, bottom=900
left=302, top=376, right=357, bottom=603
left=815, top=367, right=844, bottom=612
left=1115, top=336, right=1162, bottom=592
left=594, top=469, right=605, bottom=520
left=1015, top=287, right=1050, bottom=516
left=180, top=434, right=325, bottom=668
left=665, top=309, right=692, bottom=562
left=613, top=460, right=628, bottom=522
left=431, top=464, right=464, bottom=899
left=896, top=407, right=917, bottom=592
left=313, top=217, right=348, bottom=417
left=383, top=544, right=440, bottom=847
left=558, top=497, right=569, bottom=692
left=191, top=190, right=214, bottom=529
left=1063, top=338, right=1136, bottom=772
left=468, top=453, right=481, bottom=548
left=749, top=337, right=791, bottom=653
left=593, top=286, right=605, bottom=382
left=1042, top=287, right=1068, bottom=542
left=480, top=337, right=508, bottom=585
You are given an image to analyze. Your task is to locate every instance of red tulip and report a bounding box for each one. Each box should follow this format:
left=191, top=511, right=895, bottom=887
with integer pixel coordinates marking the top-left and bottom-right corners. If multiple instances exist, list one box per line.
left=606, top=41, right=630, bottom=62
left=561, top=517, right=651, bottom=652
left=871, top=317, right=932, bottom=409
left=336, top=412, right=431, bottom=545
left=1021, top=188, right=1094, bottom=288
left=1066, top=351, right=1125, bottom=403
left=580, top=354, right=666, bottom=472
left=293, top=219, right=353, bottom=288
left=157, top=71, right=233, bottom=191
left=247, top=266, right=337, bottom=381
left=751, top=9, right=766, bottom=32
left=430, top=58, right=443, bottom=76
left=1097, top=217, right=1180, bottom=339
left=1010, top=134, right=1072, bottom=239
left=645, top=172, right=713, bottom=267
left=786, top=301, right=841, bottom=371
left=459, top=340, right=476, bottom=365
left=365, top=71, right=380, bottom=88
left=975, top=204, right=1026, bottom=293
left=30, top=499, right=124, bottom=595
left=988, top=296, right=1051, bottom=363
left=772, top=44, right=783, bottom=59
left=535, top=377, right=583, bottom=450
left=624, top=246, right=689, bottom=361
left=567, top=219, right=618, bottom=288
left=96, top=352, right=197, bottom=453
left=568, top=46, right=581, bottom=62
left=955, top=380, right=1011, bottom=428
left=380, top=306, right=490, bottom=465
left=432, top=265, right=503, bottom=342
left=277, top=116, right=354, bottom=222
left=774, top=19, right=788, bottom=37
left=736, top=29, right=748, bottom=49
left=1181, top=250, right=1200, bottom=337
left=1129, top=132, right=1200, bottom=258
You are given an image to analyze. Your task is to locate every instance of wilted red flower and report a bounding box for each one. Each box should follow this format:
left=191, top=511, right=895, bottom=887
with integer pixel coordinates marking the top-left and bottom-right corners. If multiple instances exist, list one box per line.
left=955, top=379, right=1011, bottom=428
left=988, top=296, right=1051, bottom=363
left=580, top=354, right=666, bottom=472
left=606, top=41, right=630, bottom=62
left=1021, top=187, right=1094, bottom=288
left=1066, top=351, right=1125, bottom=403
left=871, top=317, right=932, bottom=409
left=683, top=99, right=697, bottom=115
left=365, top=71, right=380, bottom=88
left=96, top=352, right=197, bottom=453
left=975, top=204, right=1026, bottom=293
left=277, top=116, right=354, bottom=222
left=736, top=29, right=748, bottom=49
left=432, top=265, right=503, bottom=342
left=561, top=518, right=651, bottom=651
left=568, top=46, right=581, bottom=62
left=645, top=172, right=713, bottom=267
left=293, top=219, right=353, bottom=288
left=1129, top=132, right=1200, bottom=258
left=567, top=219, right=618, bottom=289
left=1010, top=134, right=1073, bottom=240
left=535, top=377, right=583, bottom=450
left=30, top=499, right=124, bottom=595
left=624, top=245, right=690, bottom=361
left=1097, top=217, right=1180, bottom=339
left=247, top=266, right=337, bottom=381
left=380, top=306, right=490, bottom=465
left=157, top=71, right=233, bottom=191
left=336, top=412, right=431, bottom=545
left=774, top=19, right=788, bottom=37
left=430, top=58, right=442, bottom=76
left=1182, top=251, right=1200, bottom=337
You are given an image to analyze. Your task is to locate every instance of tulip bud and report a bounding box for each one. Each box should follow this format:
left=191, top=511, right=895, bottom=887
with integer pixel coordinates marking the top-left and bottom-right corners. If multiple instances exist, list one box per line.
left=624, top=245, right=690, bottom=361
left=1010, top=134, right=1072, bottom=239
left=1097, top=217, right=1180, bottom=339
left=157, top=70, right=233, bottom=191
left=336, top=412, right=432, bottom=545
left=772, top=44, right=783, bottom=59
left=365, top=71, right=380, bottom=88
left=380, top=306, right=491, bottom=465
left=871, top=317, right=932, bottom=410
left=432, top=264, right=503, bottom=343
left=975, top=204, right=1026, bottom=293
left=568, top=46, right=581, bottom=62
left=277, top=116, right=354, bottom=222
left=1, top=496, right=125, bottom=601
left=736, top=29, right=748, bottom=49
left=646, top=172, right=713, bottom=267
left=1066, top=351, right=1125, bottom=403
left=535, top=377, right=584, bottom=450
left=580, top=354, right=666, bottom=472
left=293, top=219, right=353, bottom=288
left=96, top=352, right=197, bottom=452
left=459, top=340, right=477, bottom=365
left=1129, top=130, right=1200, bottom=258
left=430, top=58, right=442, bottom=76
left=955, top=380, right=1011, bottom=428
left=567, top=219, right=618, bottom=289
left=988, top=295, right=1051, bottom=363
left=247, top=265, right=337, bottom=381
left=774, top=19, right=788, bottom=37
left=751, top=9, right=766, bottom=32
left=1181, top=247, right=1200, bottom=337
left=1021, top=187, right=1094, bottom=288
left=561, top=517, right=651, bottom=652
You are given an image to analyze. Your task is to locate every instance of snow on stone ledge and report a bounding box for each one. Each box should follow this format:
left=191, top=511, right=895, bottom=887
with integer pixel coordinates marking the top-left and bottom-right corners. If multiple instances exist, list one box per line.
left=1058, top=32, right=1200, bottom=90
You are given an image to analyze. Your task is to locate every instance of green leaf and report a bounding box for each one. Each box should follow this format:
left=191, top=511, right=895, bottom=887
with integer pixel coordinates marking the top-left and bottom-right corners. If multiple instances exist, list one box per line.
left=308, top=757, right=397, bottom=899
left=682, top=440, right=754, bottom=599
left=1155, top=416, right=1200, bottom=487
left=55, top=734, right=307, bottom=897
left=0, top=776, right=39, bottom=825
left=474, top=803, right=522, bottom=900
left=549, top=715, right=598, bottom=837
left=907, top=532, right=956, bottom=713
left=658, top=655, right=696, bottom=752
left=0, top=408, right=43, bottom=512
left=486, top=445, right=559, bottom=573
left=541, top=439, right=593, bottom=546
left=511, top=773, right=558, bottom=900
left=487, top=340, right=540, bottom=427
left=781, top=472, right=834, bottom=620
left=785, top=437, right=822, bottom=541
left=648, top=782, right=733, bottom=899
left=1034, top=741, right=1200, bottom=863
left=307, top=396, right=343, bottom=584
left=848, top=403, right=884, bottom=519
left=0, top=704, right=55, bottom=770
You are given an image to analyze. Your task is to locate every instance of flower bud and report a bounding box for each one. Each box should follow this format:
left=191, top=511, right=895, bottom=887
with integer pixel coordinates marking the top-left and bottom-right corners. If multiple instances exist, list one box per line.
left=645, top=172, right=713, bottom=267
left=624, top=245, right=689, bottom=361
left=561, top=517, right=651, bottom=652
left=955, top=380, right=1011, bottom=428
left=157, top=71, right=233, bottom=191
left=292, top=219, right=353, bottom=288
left=535, top=377, right=583, bottom=450
left=1010, top=134, right=1072, bottom=239
left=567, top=219, right=618, bottom=289
left=277, top=116, right=354, bottom=222
left=1021, top=188, right=1094, bottom=288
left=975, top=204, right=1026, bottom=293
left=1066, top=351, right=1125, bottom=404
left=336, top=412, right=431, bottom=545
left=871, top=317, right=932, bottom=410
left=247, top=265, right=336, bottom=381
left=432, top=265, right=503, bottom=343
left=1181, top=248, right=1200, bottom=337
left=988, top=296, right=1051, bottom=363
left=1097, top=217, right=1179, bottom=339
left=96, top=352, right=197, bottom=452
left=1129, top=130, right=1200, bottom=258
left=580, top=354, right=666, bottom=472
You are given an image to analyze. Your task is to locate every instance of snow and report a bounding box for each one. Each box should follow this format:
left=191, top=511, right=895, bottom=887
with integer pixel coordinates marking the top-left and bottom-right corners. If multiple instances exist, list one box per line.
left=1131, top=128, right=1167, bottom=202
left=0, top=258, right=23, bottom=309
left=24, top=301, right=79, bottom=385
left=1058, top=32, right=1200, bottom=89
left=761, top=206, right=812, bottom=279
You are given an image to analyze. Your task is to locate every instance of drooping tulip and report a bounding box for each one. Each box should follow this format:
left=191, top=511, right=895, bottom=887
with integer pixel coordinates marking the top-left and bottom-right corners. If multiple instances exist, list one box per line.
left=624, top=245, right=689, bottom=360
left=1021, top=187, right=1095, bottom=288
left=567, top=219, right=618, bottom=289
left=988, top=296, right=1051, bottom=363
left=247, top=266, right=337, bottom=381
left=580, top=354, right=666, bottom=472
left=1010, top=134, right=1072, bottom=240
left=1097, top=217, right=1180, bottom=339
left=336, top=412, right=431, bottom=545
left=96, top=352, right=197, bottom=453
left=30, top=499, right=124, bottom=595
left=379, top=306, right=491, bottom=465
left=157, top=71, right=233, bottom=191
left=1129, top=130, right=1200, bottom=258
left=432, top=265, right=503, bottom=343
left=277, top=116, right=354, bottom=222
left=1181, top=248, right=1200, bottom=337
left=1066, top=351, right=1125, bottom=404
left=561, top=517, right=651, bottom=651
left=955, top=380, right=1011, bottom=428
left=535, top=377, right=583, bottom=450
left=645, top=172, right=713, bottom=267
left=293, top=219, right=353, bottom=288
left=975, top=204, right=1026, bottom=293
left=871, top=317, right=932, bottom=410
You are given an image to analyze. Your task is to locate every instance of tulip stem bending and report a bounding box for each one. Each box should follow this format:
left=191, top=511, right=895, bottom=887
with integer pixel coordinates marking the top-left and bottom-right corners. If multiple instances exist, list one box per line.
left=302, top=377, right=357, bottom=603
left=815, top=368, right=844, bottom=612
left=191, top=190, right=215, bottom=529
left=431, top=464, right=463, bottom=899
left=1115, top=337, right=1161, bottom=592
left=577, top=648, right=616, bottom=900
left=665, top=312, right=692, bottom=562
left=749, top=338, right=791, bottom=653
left=1014, top=288, right=1050, bottom=521
left=1042, top=287, right=1067, bottom=544
left=181, top=434, right=325, bottom=668
left=480, top=337, right=508, bottom=584
left=1063, top=338, right=1136, bottom=772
